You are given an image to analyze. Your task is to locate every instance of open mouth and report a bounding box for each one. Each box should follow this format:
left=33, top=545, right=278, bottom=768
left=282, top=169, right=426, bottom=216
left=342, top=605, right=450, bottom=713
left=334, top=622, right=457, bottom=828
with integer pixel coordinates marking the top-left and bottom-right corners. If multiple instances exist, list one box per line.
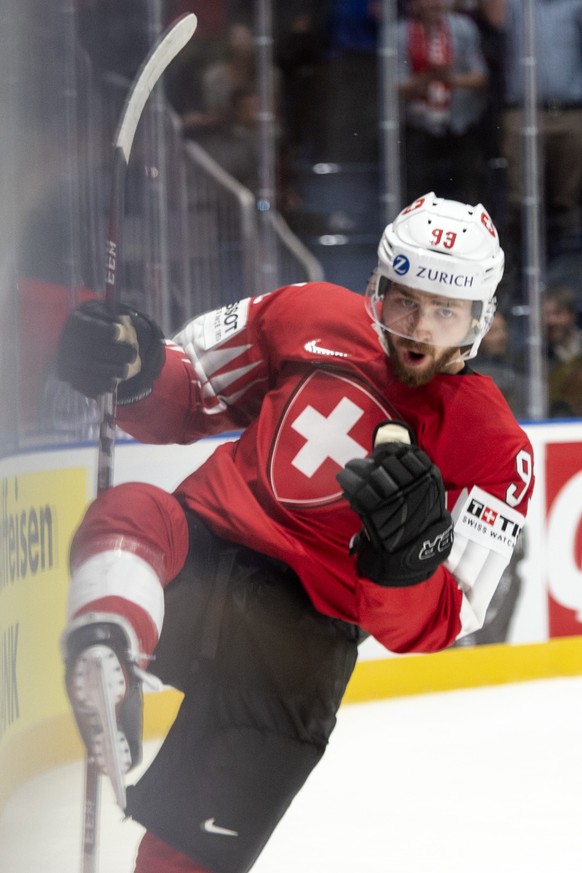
left=401, top=347, right=431, bottom=367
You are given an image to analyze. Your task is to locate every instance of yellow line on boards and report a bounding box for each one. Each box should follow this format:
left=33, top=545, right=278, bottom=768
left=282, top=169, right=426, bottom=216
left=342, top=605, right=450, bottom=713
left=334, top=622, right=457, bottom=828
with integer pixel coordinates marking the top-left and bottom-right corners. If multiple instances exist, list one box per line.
left=343, top=637, right=582, bottom=703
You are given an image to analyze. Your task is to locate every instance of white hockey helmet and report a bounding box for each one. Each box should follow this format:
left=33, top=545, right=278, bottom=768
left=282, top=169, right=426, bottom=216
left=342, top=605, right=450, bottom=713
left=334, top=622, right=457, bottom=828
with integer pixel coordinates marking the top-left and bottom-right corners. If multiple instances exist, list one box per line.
left=367, top=193, right=505, bottom=359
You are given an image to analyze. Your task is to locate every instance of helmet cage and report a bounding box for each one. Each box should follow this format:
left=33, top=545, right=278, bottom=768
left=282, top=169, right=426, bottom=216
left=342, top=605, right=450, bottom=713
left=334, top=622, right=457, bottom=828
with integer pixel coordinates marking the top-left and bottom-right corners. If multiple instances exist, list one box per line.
left=366, top=270, right=497, bottom=360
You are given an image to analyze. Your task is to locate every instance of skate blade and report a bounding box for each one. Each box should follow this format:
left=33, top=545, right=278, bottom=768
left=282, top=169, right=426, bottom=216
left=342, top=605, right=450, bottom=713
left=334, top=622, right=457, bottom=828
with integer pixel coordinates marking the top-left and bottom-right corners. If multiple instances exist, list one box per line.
left=75, top=646, right=130, bottom=809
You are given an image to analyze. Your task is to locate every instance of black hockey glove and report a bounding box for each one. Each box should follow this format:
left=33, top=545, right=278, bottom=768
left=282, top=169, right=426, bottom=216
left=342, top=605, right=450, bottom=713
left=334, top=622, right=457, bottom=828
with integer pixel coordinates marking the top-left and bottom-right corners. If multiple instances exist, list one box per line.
left=57, top=299, right=165, bottom=402
left=336, top=428, right=453, bottom=587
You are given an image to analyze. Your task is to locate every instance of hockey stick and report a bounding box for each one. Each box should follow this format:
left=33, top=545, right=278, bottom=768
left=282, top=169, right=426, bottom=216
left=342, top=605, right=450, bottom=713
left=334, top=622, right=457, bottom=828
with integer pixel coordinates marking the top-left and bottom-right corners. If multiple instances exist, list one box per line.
left=82, top=14, right=197, bottom=873
left=97, top=11, right=197, bottom=494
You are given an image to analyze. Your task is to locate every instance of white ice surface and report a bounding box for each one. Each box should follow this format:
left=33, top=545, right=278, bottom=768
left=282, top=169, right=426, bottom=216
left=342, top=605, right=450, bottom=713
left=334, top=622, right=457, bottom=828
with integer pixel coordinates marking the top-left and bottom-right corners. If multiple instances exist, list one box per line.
left=1, top=677, right=581, bottom=873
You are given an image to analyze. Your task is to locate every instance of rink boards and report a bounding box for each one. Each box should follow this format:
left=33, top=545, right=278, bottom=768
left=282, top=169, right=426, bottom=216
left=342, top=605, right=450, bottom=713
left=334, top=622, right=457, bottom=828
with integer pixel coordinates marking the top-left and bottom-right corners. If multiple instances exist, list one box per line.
left=1, top=420, right=582, bottom=809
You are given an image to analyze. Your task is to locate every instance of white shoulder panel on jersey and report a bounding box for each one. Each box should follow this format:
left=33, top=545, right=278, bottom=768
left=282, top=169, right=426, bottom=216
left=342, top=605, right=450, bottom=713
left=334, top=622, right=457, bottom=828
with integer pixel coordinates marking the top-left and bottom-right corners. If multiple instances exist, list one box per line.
left=171, top=299, right=269, bottom=416
left=174, top=298, right=252, bottom=352
left=446, top=486, right=525, bottom=638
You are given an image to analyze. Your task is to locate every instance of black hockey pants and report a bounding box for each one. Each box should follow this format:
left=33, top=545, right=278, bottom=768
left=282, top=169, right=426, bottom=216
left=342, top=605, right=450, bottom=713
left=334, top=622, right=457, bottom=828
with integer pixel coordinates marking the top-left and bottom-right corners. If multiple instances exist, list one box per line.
left=125, top=512, right=361, bottom=873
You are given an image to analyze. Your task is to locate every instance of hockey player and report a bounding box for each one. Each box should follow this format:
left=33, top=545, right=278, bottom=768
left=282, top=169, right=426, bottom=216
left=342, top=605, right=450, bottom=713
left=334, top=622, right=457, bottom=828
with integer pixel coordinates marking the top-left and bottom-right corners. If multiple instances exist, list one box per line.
left=57, top=193, right=534, bottom=873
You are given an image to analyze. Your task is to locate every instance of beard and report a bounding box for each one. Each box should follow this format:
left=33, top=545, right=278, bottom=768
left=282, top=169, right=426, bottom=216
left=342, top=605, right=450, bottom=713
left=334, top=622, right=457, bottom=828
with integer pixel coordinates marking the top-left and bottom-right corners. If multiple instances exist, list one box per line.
left=386, top=334, right=461, bottom=387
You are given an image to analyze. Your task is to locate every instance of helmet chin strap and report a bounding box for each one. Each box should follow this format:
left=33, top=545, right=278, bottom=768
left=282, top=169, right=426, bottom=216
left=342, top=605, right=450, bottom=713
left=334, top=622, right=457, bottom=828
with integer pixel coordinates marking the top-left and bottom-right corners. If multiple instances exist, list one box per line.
left=444, top=348, right=469, bottom=367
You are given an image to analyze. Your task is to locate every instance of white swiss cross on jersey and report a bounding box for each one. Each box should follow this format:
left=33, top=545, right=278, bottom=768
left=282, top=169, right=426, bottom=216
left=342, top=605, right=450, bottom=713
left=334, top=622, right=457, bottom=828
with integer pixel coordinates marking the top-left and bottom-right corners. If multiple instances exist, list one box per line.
left=269, top=370, right=395, bottom=507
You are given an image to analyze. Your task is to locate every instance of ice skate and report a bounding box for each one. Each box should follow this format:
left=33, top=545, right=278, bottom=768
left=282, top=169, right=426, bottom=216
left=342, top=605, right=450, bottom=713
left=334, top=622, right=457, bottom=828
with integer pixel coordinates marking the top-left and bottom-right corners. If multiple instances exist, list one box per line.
left=64, top=616, right=144, bottom=809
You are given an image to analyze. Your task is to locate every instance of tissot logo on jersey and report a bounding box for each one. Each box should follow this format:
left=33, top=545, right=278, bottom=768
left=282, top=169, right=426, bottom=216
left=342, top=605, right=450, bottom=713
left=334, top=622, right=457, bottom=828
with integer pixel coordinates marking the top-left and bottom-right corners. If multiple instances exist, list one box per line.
left=455, top=486, right=525, bottom=560
left=467, top=498, right=521, bottom=539
left=205, top=298, right=251, bottom=347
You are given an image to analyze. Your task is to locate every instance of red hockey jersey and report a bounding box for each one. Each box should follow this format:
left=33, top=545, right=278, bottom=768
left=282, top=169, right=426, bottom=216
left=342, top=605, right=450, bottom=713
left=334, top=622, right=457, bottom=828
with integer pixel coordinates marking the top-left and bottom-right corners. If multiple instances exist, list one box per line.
left=117, top=283, right=534, bottom=654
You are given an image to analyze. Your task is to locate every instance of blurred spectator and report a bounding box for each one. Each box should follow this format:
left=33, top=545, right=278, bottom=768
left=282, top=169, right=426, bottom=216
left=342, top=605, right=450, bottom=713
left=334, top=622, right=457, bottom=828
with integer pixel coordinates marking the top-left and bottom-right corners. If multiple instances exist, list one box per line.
left=491, top=0, right=582, bottom=259
left=544, top=283, right=582, bottom=364
left=192, top=83, right=298, bottom=214
left=397, top=0, right=490, bottom=204
left=181, top=22, right=282, bottom=134
left=475, top=310, right=527, bottom=417
left=544, top=284, right=582, bottom=417
left=193, top=85, right=262, bottom=192
left=184, top=21, right=301, bottom=214
left=203, top=23, right=264, bottom=121
left=548, top=355, right=582, bottom=418
left=451, top=2, right=506, bottom=143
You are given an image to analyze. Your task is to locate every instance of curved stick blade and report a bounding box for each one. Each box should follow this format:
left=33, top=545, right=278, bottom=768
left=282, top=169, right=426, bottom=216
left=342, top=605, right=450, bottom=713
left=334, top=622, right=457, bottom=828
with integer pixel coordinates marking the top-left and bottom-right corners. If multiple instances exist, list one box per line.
left=116, top=13, right=197, bottom=162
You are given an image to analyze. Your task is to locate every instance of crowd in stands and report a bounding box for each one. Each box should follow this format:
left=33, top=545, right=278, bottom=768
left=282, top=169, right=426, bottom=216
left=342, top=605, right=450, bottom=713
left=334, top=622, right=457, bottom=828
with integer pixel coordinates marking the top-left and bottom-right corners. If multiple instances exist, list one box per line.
left=73, top=0, right=582, bottom=421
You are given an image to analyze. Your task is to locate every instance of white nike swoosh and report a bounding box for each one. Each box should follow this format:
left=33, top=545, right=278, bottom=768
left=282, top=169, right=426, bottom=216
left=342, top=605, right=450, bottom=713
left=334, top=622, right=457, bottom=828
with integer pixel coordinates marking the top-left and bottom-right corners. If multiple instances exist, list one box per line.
left=304, top=339, right=348, bottom=358
left=201, top=817, right=239, bottom=837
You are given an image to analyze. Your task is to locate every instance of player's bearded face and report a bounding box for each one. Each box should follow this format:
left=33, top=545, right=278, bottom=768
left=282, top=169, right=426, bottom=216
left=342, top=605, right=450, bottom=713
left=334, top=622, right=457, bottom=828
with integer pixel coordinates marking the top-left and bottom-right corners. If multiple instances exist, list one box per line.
left=380, top=284, right=472, bottom=385
left=384, top=333, right=461, bottom=386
